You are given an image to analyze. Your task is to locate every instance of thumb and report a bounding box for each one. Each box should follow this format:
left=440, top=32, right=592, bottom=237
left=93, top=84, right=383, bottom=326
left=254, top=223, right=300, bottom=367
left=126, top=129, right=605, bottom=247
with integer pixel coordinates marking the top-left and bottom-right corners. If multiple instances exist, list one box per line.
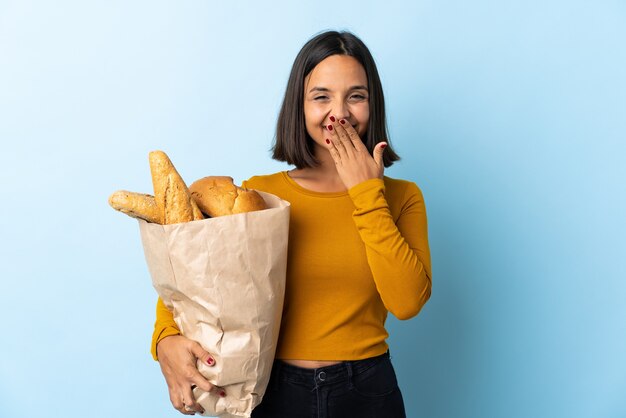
left=189, top=341, right=216, bottom=368
left=374, top=141, right=387, bottom=167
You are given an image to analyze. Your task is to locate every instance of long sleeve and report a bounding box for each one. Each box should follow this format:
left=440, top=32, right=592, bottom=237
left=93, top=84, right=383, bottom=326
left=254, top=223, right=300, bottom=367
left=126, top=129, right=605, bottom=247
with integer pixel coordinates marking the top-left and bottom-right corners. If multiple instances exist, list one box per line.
left=150, top=297, right=181, bottom=360
left=348, top=178, right=432, bottom=320
left=146, top=171, right=432, bottom=361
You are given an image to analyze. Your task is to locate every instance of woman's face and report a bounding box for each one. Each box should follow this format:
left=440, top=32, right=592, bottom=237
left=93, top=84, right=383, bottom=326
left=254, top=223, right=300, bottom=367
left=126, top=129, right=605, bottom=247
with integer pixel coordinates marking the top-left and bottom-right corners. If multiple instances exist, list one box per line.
left=303, top=54, right=370, bottom=151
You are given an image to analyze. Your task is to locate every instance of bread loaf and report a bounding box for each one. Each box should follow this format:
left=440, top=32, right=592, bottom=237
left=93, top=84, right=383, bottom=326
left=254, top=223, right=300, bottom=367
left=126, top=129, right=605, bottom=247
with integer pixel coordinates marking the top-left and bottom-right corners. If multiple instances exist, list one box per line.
left=109, top=151, right=264, bottom=223
left=108, top=190, right=163, bottom=224
left=189, top=176, right=267, bottom=217
left=149, top=151, right=204, bottom=224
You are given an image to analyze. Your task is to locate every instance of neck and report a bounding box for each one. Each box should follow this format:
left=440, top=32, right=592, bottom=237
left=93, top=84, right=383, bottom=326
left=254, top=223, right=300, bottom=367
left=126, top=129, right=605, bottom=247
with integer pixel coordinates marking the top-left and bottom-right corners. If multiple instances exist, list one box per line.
left=309, top=145, right=340, bottom=179
left=288, top=145, right=347, bottom=192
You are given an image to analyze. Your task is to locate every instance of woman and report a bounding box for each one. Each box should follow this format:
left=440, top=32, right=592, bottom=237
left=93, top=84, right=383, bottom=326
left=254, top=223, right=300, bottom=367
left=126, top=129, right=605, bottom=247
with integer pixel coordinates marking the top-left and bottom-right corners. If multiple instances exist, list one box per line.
left=152, top=30, right=432, bottom=417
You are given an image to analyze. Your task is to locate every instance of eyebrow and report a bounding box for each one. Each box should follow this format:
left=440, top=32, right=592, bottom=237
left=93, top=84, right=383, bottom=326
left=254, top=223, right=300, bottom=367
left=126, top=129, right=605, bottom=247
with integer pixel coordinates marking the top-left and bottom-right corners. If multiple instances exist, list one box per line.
left=308, top=85, right=369, bottom=93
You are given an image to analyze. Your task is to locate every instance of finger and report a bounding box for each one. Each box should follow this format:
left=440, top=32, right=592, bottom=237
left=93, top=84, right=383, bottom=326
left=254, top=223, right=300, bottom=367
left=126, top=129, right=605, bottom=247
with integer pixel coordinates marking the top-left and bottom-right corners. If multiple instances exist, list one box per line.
left=331, top=120, right=351, bottom=145
left=189, top=341, right=216, bottom=368
left=330, top=121, right=357, bottom=158
left=189, top=369, right=215, bottom=393
left=325, top=138, right=342, bottom=166
left=327, top=124, right=351, bottom=161
left=373, top=141, right=387, bottom=169
left=326, top=123, right=343, bottom=150
left=182, top=386, right=205, bottom=414
left=213, top=386, right=228, bottom=398
left=170, top=391, right=195, bottom=416
left=338, top=119, right=367, bottom=152
left=186, top=342, right=216, bottom=392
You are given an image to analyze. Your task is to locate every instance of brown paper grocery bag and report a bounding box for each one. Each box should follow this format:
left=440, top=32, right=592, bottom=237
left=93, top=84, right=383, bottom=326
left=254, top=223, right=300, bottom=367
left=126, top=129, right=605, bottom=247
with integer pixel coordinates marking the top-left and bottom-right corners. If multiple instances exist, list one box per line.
left=138, top=191, right=290, bottom=417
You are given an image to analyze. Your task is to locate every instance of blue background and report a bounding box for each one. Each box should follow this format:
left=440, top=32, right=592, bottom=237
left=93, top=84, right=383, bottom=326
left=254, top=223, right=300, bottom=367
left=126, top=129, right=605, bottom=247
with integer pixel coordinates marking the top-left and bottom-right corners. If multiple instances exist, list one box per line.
left=1, top=1, right=624, bottom=417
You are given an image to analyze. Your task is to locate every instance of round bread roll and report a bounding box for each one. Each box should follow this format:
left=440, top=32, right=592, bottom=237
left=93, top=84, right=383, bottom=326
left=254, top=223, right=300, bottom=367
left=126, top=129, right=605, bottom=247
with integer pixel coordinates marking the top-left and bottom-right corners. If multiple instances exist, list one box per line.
left=189, top=176, right=268, bottom=217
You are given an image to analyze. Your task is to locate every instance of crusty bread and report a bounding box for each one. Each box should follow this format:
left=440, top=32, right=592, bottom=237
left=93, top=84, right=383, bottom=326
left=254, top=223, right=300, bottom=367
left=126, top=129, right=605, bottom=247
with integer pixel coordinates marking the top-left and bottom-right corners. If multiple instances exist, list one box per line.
left=149, top=151, right=204, bottom=224
left=108, top=190, right=163, bottom=224
left=109, top=152, right=264, bottom=223
left=189, top=176, right=267, bottom=217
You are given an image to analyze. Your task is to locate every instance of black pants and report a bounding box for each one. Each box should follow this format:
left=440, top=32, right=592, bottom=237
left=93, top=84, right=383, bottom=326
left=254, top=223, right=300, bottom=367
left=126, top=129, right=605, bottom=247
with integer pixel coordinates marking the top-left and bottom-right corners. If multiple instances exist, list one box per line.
left=252, top=351, right=406, bottom=418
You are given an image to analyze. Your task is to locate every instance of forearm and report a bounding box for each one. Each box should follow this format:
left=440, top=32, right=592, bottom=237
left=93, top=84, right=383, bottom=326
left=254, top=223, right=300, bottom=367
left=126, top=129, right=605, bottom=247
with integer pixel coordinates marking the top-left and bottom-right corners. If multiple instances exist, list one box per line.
left=349, top=179, right=432, bottom=320
left=361, top=231, right=431, bottom=319
left=151, top=297, right=181, bottom=360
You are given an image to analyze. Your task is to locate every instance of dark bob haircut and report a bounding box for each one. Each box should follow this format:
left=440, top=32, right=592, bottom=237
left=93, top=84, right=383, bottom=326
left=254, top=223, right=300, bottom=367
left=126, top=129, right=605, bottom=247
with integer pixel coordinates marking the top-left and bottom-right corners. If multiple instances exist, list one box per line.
left=272, top=30, right=400, bottom=169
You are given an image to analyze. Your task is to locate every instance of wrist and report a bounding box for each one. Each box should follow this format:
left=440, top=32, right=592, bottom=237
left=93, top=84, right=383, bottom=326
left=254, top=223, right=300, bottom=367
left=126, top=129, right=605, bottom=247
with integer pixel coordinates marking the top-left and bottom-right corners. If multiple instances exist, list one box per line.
left=348, top=177, right=384, bottom=193
left=155, top=332, right=181, bottom=359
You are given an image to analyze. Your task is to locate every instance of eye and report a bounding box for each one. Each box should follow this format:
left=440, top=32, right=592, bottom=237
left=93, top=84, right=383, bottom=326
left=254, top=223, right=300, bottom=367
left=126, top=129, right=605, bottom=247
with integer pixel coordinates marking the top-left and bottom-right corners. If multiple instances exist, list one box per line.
left=350, top=94, right=367, bottom=101
left=313, top=95, right=329, bottom=101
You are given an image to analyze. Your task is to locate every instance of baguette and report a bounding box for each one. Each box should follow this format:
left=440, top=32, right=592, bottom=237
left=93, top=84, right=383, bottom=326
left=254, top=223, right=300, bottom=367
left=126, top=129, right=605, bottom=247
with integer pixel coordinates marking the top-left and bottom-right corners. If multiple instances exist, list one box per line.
left=110, top=151, right=265, bottom=224
left=149, top=151, right=204, bottom=224
left=189, top=176, right=267, bottom=217
left=108, top=190, right=163, bottom=224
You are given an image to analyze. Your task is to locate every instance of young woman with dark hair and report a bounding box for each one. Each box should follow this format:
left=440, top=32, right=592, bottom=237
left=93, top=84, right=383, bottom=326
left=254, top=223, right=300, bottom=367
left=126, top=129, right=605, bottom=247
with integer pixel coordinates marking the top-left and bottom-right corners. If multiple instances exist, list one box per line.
left=152, top=30, right=432, bottom=417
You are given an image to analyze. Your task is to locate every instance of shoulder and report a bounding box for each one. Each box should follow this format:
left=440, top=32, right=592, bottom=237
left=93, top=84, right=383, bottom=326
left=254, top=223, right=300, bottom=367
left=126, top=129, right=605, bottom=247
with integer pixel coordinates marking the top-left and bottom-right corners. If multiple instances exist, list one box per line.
left=241, top=172, right=285, bottom=192
left=383, top=176, right=425, bottom=203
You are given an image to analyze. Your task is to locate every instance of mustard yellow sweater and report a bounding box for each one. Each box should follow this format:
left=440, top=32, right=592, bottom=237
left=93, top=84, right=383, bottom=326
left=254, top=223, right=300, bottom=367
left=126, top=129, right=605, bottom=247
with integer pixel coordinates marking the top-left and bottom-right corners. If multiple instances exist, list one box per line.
left=151, top=172, right=431, bottom=361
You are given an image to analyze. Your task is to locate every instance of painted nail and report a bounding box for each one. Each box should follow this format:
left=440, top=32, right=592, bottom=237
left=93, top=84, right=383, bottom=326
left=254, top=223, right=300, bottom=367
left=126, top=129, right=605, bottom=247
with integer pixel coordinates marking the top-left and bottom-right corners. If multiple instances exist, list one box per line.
left=327, top=124, right=333, bottom=131
left=207, top=357, right=214, bottom=365
left=219, top=390, right=226, bottom=397
left=339, top=119, right=346, bottom=125
left=329, top=115, right=336, bottom=122
left=381, top=143, right=387, bottom=149
left=326, top=139, right=331, bottom=144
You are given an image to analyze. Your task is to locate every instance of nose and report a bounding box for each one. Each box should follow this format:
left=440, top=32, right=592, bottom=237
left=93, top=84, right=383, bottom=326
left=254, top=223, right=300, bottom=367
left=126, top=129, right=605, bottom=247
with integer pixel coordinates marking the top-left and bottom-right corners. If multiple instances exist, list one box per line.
left=330, top=103, right=350, bottom=122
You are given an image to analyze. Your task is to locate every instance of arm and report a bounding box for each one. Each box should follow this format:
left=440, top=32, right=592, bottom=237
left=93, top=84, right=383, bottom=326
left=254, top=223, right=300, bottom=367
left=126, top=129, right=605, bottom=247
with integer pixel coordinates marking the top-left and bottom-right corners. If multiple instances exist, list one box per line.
left=151, top=297, right=181, bottom=360
left=349, top=178, right=432, bottom=320
left=152, top=297, right=220, bottom=415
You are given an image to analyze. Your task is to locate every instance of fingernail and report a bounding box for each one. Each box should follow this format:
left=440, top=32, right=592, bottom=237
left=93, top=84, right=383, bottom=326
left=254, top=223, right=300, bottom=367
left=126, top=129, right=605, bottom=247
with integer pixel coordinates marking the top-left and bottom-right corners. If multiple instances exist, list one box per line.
left=326, top=139, right=331, bottom=144
left=339, top=119, right=346, bottom=125
left=207, top=357, right=214, bottom=365
left=219, top=390, right=226, bottom=397
left=327, top=124, right=333, bottom=131
left=329, top=115, right=336, bottom=122
left=381, top=143, right=387, bottom=149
